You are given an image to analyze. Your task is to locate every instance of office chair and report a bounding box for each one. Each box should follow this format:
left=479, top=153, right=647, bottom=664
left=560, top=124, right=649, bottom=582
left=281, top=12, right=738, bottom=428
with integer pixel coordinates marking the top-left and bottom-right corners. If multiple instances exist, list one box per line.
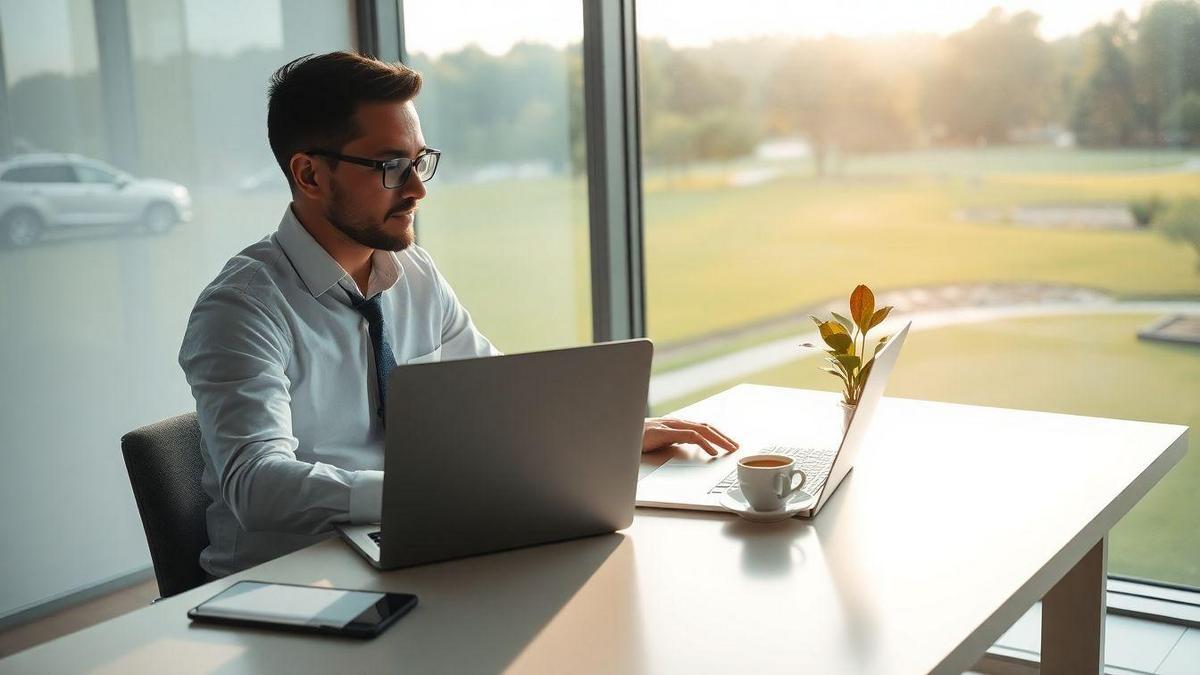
left=121, top=412, right=211, bottom=598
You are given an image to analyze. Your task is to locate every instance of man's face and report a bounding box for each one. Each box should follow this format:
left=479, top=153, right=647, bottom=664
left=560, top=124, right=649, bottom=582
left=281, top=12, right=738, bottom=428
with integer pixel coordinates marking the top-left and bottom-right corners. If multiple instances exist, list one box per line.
left=322, top=100, right=428, bottom=252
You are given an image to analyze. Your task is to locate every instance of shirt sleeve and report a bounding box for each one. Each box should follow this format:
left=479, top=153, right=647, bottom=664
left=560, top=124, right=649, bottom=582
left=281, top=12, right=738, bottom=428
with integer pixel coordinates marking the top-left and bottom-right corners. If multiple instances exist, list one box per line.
left=179, top=286, right=383, bottom=534
left=426, top=253, right=502, bottom=359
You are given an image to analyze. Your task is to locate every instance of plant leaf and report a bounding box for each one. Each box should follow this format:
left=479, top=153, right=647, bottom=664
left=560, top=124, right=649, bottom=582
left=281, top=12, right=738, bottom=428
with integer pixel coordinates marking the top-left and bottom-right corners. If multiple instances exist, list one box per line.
left=818, top=320, right=848, bottom=340
left=826, top=357, right=850, bottom=376
left=809, top=315, right=824, bottom=327
left=830, top=311, right=855, bottom=334
left=868, top=306, right=892, bottom=330
left=822, top=367, right=850, bottom=387
left=850, top=285, right=875, bottom=332
left=834, top=353, right=861, bottom=372
left=818, top=320, right=852, bottom=352
left=823, top=332, right=853, bottom=353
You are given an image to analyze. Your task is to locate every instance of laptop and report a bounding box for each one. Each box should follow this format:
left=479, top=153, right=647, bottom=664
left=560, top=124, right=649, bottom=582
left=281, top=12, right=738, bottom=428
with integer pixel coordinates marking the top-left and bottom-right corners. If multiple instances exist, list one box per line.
left=636, top=322, right=911, bottom=518
left=339, top=339, right=652, bottom=569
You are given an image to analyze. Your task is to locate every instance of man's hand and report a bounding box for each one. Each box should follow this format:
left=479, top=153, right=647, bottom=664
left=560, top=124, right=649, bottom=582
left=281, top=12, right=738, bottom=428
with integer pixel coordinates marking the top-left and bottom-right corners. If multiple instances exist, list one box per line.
left=642, top=418, right=739, bottom=456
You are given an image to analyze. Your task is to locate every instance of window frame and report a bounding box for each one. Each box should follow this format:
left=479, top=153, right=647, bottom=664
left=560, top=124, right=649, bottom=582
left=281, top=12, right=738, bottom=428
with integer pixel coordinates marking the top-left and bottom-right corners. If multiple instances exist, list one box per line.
left=580, top=0, right=646, bottom=343
left=362, top=0, right=647, bottom=344
left=371, top=0, right=1198, bottom=628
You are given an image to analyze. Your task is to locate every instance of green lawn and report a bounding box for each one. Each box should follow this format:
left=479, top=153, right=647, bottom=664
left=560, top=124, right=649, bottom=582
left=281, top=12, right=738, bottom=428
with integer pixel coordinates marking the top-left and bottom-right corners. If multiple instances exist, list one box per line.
left=412, top=146, right=1199, bottom=353
left=643, top=170, right=1200, bottom=345
left=416, top=178, right=593, bottom=352
left=408, top=147, right=1200, bottom=585
left=651, top=314, right=1200, bottom=586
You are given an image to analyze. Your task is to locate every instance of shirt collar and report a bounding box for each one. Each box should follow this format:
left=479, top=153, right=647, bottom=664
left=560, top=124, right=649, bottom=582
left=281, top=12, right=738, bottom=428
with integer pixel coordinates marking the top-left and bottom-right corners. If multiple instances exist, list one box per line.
left=275, top=205, right=403, bottom=300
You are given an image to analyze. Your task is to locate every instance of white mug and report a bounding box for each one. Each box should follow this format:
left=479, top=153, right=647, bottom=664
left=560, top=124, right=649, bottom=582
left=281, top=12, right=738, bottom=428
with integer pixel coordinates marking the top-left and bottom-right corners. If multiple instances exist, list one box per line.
left=737, top=454, right=807, bottom=512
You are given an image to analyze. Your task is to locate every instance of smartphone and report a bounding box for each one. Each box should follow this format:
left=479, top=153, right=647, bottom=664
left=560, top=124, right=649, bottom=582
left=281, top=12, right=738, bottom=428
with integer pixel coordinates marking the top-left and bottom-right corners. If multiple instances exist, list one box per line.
left=187, top=580, right=417, bottom=638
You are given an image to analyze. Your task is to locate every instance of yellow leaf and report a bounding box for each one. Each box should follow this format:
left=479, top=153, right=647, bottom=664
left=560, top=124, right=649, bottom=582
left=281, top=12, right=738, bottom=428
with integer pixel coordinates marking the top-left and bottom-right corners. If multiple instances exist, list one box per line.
left=850, top=285, right=875, bottom=331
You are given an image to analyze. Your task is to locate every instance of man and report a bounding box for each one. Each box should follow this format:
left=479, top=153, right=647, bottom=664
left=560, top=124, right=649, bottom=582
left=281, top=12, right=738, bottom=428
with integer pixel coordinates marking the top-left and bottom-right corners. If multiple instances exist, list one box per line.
left=180, top=51, right=738, bottom=578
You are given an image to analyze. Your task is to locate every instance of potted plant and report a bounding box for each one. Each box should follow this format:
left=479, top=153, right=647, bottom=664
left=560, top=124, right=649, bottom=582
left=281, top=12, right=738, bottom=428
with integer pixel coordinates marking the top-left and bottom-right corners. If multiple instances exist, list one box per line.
left=802, top=284, right=895, bottom=433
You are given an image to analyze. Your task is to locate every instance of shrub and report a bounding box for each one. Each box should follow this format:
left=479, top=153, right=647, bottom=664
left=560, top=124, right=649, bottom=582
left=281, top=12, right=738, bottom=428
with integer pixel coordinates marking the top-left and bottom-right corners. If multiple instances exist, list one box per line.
left=1129, top=194, right=1165, bottom=227
left=1158, top=198, right=1200, bottom=272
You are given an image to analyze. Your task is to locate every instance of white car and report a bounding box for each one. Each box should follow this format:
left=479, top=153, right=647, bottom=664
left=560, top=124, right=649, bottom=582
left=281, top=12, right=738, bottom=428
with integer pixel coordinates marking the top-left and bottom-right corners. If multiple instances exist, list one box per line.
left=0, top=154, right=192, bottom=247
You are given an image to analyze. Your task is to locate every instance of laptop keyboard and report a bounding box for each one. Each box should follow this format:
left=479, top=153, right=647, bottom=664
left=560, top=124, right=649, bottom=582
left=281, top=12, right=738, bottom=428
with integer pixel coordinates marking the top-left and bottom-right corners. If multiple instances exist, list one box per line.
left=708, top=445, right=837, bottom=495
left=368, top=531, right=382, bottom=545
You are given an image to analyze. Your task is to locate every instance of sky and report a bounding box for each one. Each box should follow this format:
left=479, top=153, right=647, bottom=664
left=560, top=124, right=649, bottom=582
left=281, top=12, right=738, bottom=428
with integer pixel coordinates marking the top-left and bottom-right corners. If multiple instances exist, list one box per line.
left=404, top=0, right=1149, bottom=56
left=1, top=0, right=1152, bottom=83
left=635, top=0, right=1148, bottom=45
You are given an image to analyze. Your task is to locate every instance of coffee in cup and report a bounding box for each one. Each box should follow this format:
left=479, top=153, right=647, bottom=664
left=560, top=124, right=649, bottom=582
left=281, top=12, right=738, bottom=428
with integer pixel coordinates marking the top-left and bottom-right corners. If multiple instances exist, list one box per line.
left=741, top=457, right=791, bottom=468
left=737, top=454, right=807, bottom=512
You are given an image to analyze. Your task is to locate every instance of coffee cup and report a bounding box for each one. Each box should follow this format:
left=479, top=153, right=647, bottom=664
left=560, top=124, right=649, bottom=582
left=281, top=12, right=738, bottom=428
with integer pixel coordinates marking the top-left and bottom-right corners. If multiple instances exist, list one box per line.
left=737, top=454, right=806, bottom=512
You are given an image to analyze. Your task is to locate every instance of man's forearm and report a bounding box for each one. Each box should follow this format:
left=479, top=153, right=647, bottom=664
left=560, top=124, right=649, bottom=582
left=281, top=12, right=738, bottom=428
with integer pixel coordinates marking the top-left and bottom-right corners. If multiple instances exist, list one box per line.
left=222, top=451, right=383, bottom=533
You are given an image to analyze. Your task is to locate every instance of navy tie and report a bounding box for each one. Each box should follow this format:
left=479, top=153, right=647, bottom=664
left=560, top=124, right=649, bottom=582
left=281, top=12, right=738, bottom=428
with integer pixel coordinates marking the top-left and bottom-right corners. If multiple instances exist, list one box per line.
left=353, top=293, right=397, bottom=424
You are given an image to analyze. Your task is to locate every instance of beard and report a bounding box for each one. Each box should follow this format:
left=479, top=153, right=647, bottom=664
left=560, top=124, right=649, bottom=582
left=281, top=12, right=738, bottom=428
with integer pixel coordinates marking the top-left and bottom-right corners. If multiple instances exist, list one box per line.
left=324, top=181, right=415, bottom=252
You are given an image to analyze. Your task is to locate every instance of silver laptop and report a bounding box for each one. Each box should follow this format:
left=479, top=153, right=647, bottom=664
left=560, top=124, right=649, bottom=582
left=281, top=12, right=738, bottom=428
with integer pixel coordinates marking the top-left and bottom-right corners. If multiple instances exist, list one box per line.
left=636, top=322, right=910, bottom=518
left=339, top=339, right=653, bottom=569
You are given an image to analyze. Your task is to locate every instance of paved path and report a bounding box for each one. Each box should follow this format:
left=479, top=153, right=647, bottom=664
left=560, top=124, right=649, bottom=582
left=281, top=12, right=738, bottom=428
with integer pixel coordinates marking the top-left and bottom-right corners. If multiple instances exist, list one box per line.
left=654, top=282, right=1113, bottom=367
left=649, top=299, right=1200, bottom=407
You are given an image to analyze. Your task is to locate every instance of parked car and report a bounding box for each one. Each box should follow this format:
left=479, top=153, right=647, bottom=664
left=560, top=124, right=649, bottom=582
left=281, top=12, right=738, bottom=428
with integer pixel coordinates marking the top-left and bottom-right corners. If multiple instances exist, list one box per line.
left=0, top=154, right=192, bottom=247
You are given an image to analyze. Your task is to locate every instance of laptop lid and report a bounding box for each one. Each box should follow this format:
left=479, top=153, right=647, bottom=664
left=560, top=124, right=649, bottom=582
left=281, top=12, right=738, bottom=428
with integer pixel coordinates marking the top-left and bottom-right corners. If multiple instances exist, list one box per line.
left=809, top=321, right=910, bottom=514
left=378, top=339, right=652, bottom=568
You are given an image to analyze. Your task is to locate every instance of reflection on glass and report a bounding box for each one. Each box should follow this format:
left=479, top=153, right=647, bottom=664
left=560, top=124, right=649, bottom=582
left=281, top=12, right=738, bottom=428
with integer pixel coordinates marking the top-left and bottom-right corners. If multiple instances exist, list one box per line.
left=638, top=1, right=1200, bottom=587
left=0, top=154, right=190, bottom=243
left=0, top=0, right=354, bottom=618
left=403, top=0, right=591, bottom=352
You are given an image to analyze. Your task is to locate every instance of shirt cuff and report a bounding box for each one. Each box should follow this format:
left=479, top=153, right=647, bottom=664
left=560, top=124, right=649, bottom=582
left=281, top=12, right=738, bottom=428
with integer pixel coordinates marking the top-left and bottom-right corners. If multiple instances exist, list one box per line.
left=349, top=470, right=384, bottom=524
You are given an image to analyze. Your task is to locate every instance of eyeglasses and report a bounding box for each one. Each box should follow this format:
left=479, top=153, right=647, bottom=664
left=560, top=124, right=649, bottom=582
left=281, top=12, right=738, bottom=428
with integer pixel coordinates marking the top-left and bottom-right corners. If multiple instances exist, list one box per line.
left=305, top=148, right=441, bottom=189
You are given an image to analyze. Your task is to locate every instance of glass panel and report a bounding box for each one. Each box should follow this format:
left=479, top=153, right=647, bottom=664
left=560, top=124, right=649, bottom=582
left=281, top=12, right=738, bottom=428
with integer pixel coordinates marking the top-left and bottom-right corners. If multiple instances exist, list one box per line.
left=0, top=0, right=355, bottom=618
left=638, top=1, right=1200, bottom=586
left=402, top=0, right=591, bottom=352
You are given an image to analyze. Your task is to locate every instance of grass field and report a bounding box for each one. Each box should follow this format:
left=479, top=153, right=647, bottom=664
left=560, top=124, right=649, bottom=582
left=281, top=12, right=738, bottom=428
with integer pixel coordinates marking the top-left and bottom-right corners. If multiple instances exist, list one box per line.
left=650, top=314, right=1200, bottom=586
left=411, top=145, right=1200, bottom=586
left=642, top=166, right=1199, bottom=345
left=412, top=146, right=1199, bottom=352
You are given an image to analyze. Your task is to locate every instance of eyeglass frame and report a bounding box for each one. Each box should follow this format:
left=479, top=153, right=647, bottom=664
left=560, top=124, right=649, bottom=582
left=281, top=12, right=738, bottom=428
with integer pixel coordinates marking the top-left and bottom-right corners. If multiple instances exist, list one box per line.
left=303, top=147, right=442, bottom=189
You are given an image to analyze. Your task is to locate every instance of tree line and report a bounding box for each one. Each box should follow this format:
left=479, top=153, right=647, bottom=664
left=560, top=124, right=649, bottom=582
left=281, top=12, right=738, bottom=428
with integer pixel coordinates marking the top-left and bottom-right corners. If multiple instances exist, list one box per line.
left=410, top=0, right=1200, bottom=176
left=5, top=1, right=1198, bottom=184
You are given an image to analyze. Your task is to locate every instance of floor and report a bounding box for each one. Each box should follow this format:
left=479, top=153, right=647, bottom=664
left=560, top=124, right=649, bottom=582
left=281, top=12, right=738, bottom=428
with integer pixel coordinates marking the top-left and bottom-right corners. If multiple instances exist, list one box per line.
left=984, top=602, right=1200, bottom=674
left=3, top=580, right=1200, bottom=673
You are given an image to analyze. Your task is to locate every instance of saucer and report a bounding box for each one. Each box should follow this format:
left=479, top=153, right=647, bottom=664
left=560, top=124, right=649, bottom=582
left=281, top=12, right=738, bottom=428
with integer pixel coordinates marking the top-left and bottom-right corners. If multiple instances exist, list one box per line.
left=719, top=486, right=815, bottom=523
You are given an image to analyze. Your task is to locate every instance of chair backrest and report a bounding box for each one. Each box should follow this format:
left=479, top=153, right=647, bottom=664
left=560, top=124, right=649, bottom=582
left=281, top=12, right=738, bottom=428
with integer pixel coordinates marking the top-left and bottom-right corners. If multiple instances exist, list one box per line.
left=121, top=412, right=210, bottom=598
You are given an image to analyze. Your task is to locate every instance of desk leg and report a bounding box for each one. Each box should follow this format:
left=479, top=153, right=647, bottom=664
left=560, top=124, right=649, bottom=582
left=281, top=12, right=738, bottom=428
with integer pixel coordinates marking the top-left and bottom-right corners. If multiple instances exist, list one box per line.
left=1041, top=536, right=1107, bottom=674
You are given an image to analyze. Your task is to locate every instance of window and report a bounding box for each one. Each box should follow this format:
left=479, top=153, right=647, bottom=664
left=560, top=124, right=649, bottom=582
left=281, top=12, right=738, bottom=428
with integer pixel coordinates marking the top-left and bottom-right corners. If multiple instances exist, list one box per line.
left=74, top=165, right=120, bottom=184
left=2, top=164, right=77, bottom=183
left=401, top=0, right=592, bottom=353
left=637, top=1, right=1200, bottom=588
left=0, top=0, right=356, bottom=621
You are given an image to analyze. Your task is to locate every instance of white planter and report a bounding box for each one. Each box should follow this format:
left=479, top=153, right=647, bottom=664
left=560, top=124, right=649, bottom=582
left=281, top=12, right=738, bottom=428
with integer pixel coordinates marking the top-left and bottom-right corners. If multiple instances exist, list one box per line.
left=841, top=402, right=857, bottom=436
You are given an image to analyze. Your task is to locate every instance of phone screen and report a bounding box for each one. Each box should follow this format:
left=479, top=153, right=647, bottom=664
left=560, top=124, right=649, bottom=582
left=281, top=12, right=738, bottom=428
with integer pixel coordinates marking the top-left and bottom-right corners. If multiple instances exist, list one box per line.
left=190, top=581, right=416, bottom=634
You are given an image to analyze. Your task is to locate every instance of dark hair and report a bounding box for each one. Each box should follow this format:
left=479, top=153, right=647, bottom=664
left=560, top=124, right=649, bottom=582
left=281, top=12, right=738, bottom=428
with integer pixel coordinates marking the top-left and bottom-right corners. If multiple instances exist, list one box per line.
left=267, top=51, right=422, bottom=189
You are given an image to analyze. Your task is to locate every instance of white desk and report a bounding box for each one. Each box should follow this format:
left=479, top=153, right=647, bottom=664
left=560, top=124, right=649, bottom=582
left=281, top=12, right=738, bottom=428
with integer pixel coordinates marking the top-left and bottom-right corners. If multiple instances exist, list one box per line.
left=0, top=386, right=1186, bottom=674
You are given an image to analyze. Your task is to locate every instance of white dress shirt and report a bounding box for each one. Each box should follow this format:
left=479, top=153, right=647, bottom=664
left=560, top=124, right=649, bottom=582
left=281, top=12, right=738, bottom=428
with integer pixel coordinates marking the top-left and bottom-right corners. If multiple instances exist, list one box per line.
left=179, top=206, right=497, bottom=576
